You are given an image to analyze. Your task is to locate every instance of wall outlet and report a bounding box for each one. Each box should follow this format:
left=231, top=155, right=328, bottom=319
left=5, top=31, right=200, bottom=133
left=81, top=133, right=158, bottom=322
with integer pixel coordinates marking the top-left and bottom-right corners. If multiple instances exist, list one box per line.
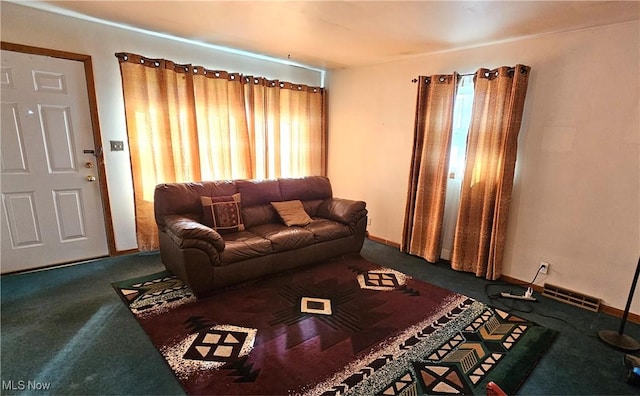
left=367, top=217, right=372, bottom=226
left=539, top=261, right=550, bottom=274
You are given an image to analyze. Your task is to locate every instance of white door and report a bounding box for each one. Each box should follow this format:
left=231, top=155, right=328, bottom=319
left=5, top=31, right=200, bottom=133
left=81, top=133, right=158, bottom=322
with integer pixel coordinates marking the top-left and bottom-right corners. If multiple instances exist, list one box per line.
left=1, top=49, right=108, bottom=273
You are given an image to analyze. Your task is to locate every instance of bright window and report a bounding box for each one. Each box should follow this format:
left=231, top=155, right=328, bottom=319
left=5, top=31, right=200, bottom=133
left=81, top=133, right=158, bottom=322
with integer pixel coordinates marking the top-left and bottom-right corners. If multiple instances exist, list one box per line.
left=441, top=75, right=474, bottom=259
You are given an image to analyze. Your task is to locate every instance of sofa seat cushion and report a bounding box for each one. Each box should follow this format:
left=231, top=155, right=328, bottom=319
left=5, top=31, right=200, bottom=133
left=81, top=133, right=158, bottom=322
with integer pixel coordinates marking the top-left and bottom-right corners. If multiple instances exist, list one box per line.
left=305, top=218, right=352, bottom=242
left=220, top=231, right=272, bottom=264
left=248, top=223, right=314, bottom=252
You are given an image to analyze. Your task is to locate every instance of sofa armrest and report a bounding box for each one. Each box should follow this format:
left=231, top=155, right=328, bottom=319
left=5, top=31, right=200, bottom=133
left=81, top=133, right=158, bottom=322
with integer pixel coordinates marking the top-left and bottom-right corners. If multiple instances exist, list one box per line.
left=317, top=198, right=367, bottom=229
left=163, top=215, right=226, bottom=253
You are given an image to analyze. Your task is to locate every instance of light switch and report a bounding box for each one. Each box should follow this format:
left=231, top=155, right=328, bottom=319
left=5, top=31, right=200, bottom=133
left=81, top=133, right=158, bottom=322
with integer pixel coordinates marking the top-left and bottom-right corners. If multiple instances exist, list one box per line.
left=110, top=140, right=124, bottom=151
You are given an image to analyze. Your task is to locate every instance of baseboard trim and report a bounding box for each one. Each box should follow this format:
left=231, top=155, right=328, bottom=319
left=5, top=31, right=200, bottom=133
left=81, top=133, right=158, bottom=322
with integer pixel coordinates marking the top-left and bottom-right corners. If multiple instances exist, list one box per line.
left=367, top=234, right=401, bottom=249
left=365, top=238, right=639, bottom=324
left=500, top=275, right=640, bottom=324
left=116, top=248, right=139, bottom=256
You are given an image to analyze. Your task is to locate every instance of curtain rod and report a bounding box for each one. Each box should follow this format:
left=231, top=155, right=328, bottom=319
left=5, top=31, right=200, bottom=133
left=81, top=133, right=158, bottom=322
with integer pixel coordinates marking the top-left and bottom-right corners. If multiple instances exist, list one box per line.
left=116, top=52, right=324, bottom=92
left=411, top=72, right=473, bottom=83
left=411, top=66, right=519, bottom=83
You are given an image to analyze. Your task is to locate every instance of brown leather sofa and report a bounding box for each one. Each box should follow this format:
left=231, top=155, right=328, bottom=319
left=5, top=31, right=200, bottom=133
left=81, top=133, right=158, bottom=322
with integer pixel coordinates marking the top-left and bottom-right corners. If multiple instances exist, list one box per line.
left=154, top=176, right=367, bottom=296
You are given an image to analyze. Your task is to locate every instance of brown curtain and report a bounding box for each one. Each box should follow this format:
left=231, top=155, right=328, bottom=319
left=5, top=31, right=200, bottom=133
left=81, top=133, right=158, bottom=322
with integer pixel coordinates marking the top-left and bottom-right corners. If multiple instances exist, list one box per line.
left=117, top=53, right=326, bottom=251
left=451, top=65, right=531, bottom=279
left=117, top=54, right=201, bottom=250
left=193, top=70, right=253, bottom=181
left=402, top=74, right=458, bottom=262
left=244, top=78, right=326, bottom=179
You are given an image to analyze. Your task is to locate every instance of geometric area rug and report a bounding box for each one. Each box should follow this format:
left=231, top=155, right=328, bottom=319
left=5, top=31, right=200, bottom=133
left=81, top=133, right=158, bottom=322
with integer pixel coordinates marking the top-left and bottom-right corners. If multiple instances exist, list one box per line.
left=112, top=255, right=557, bottom=395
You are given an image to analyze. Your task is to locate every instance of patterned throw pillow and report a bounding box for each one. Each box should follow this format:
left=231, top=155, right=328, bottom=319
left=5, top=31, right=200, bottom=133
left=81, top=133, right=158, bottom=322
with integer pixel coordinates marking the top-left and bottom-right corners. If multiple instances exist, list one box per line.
left=271, top=200, right=313, bottom=227
left=200, top=193, right=245, bottom=233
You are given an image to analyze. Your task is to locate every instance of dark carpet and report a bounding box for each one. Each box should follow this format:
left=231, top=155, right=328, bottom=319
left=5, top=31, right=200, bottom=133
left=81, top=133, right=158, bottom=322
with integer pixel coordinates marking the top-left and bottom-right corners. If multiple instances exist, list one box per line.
left=112, top=255, right=556, bottom=395
left=1, top=239, right=639, bottom=395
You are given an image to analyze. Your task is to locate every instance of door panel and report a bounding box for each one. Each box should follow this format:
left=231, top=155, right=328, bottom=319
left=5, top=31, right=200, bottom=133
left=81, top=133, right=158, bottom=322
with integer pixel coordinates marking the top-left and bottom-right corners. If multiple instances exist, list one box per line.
left=33, top=70, right=67, bottom=93
left=53, top=189, right=87, bottom=241
left=1, top=49, right=108, bottom=273
left=40, top=105, right=77, bottom=172
left=1, top=102, right=29, bottom=173
left=3, top=192, right=42, bottom=247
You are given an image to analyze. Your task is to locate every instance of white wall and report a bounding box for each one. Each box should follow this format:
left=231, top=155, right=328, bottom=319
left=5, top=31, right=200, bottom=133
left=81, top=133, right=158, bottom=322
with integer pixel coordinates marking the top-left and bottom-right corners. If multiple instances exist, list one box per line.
left=3, top=3, right=639, bottom=314
left=1, top=2, right=323, bottom=251
left=327, top=22, right=640, bottom=313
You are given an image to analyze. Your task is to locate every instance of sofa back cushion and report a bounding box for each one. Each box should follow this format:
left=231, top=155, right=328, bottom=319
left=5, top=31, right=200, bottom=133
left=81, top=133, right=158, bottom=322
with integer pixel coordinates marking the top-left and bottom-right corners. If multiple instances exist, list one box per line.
left=241, top=204, right=278, bottom=228
left=154, top=176, right=333, bottom=230
left=154, top=180, right=238, bottom=229
left=237, top=179, right=283, bottom=207
left=280, top=176, right=332, bottom=201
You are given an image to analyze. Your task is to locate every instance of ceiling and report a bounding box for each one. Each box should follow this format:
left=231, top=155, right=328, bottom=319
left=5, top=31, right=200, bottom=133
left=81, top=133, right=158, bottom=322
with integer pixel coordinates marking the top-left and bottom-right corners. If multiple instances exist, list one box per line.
left=26, top=1, right=640, bottom=70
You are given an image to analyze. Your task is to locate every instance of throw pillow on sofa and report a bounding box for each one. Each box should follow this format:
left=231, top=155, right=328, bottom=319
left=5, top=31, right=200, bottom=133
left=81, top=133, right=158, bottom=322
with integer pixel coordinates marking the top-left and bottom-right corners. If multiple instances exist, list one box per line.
left=271, top=200, right=313, bottom=226
left=201, top=193, right=245, bottom=233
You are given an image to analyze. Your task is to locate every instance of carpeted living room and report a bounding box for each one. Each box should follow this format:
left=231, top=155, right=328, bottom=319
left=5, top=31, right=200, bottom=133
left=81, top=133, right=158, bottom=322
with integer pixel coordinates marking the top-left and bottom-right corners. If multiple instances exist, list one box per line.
left=2, top=241, right=640, bottom=395
left=1, top=1, right=639, bottom=395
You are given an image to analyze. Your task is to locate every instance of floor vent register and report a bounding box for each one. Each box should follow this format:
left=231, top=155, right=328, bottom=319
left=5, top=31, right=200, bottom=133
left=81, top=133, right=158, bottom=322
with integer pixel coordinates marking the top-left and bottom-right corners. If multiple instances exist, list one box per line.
left=542, top=283, right=601, bottom=312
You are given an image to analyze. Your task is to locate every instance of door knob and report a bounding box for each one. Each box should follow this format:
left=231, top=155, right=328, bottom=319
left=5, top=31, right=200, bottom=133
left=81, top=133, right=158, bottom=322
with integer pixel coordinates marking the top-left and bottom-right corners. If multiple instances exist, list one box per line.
left=87, top=175, right=96, bottom=182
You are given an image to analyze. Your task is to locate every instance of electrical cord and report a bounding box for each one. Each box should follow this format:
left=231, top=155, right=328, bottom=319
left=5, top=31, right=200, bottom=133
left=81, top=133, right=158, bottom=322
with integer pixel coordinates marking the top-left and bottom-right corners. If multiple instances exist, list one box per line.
left=484, top=283, right=534, bottom=313
left=529, top=268, right=542, bottom=286
left=533, top=310, right=594, bottom=335
left=483, top=266, right=543, bottom=312
left=482, top=265, right=598, bottom=336
left=483, top=264, right=542, bottom=307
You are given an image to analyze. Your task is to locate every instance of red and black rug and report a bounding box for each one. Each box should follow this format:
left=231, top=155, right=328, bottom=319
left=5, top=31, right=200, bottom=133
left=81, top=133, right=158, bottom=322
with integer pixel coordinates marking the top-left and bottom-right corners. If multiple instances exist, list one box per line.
left=113, top=255, right=556, bottom=395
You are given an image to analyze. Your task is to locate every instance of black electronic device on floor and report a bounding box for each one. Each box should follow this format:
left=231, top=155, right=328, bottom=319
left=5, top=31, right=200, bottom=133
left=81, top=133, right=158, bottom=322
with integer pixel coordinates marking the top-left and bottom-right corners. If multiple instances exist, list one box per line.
left=624, top=354, right=640, bottom=386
